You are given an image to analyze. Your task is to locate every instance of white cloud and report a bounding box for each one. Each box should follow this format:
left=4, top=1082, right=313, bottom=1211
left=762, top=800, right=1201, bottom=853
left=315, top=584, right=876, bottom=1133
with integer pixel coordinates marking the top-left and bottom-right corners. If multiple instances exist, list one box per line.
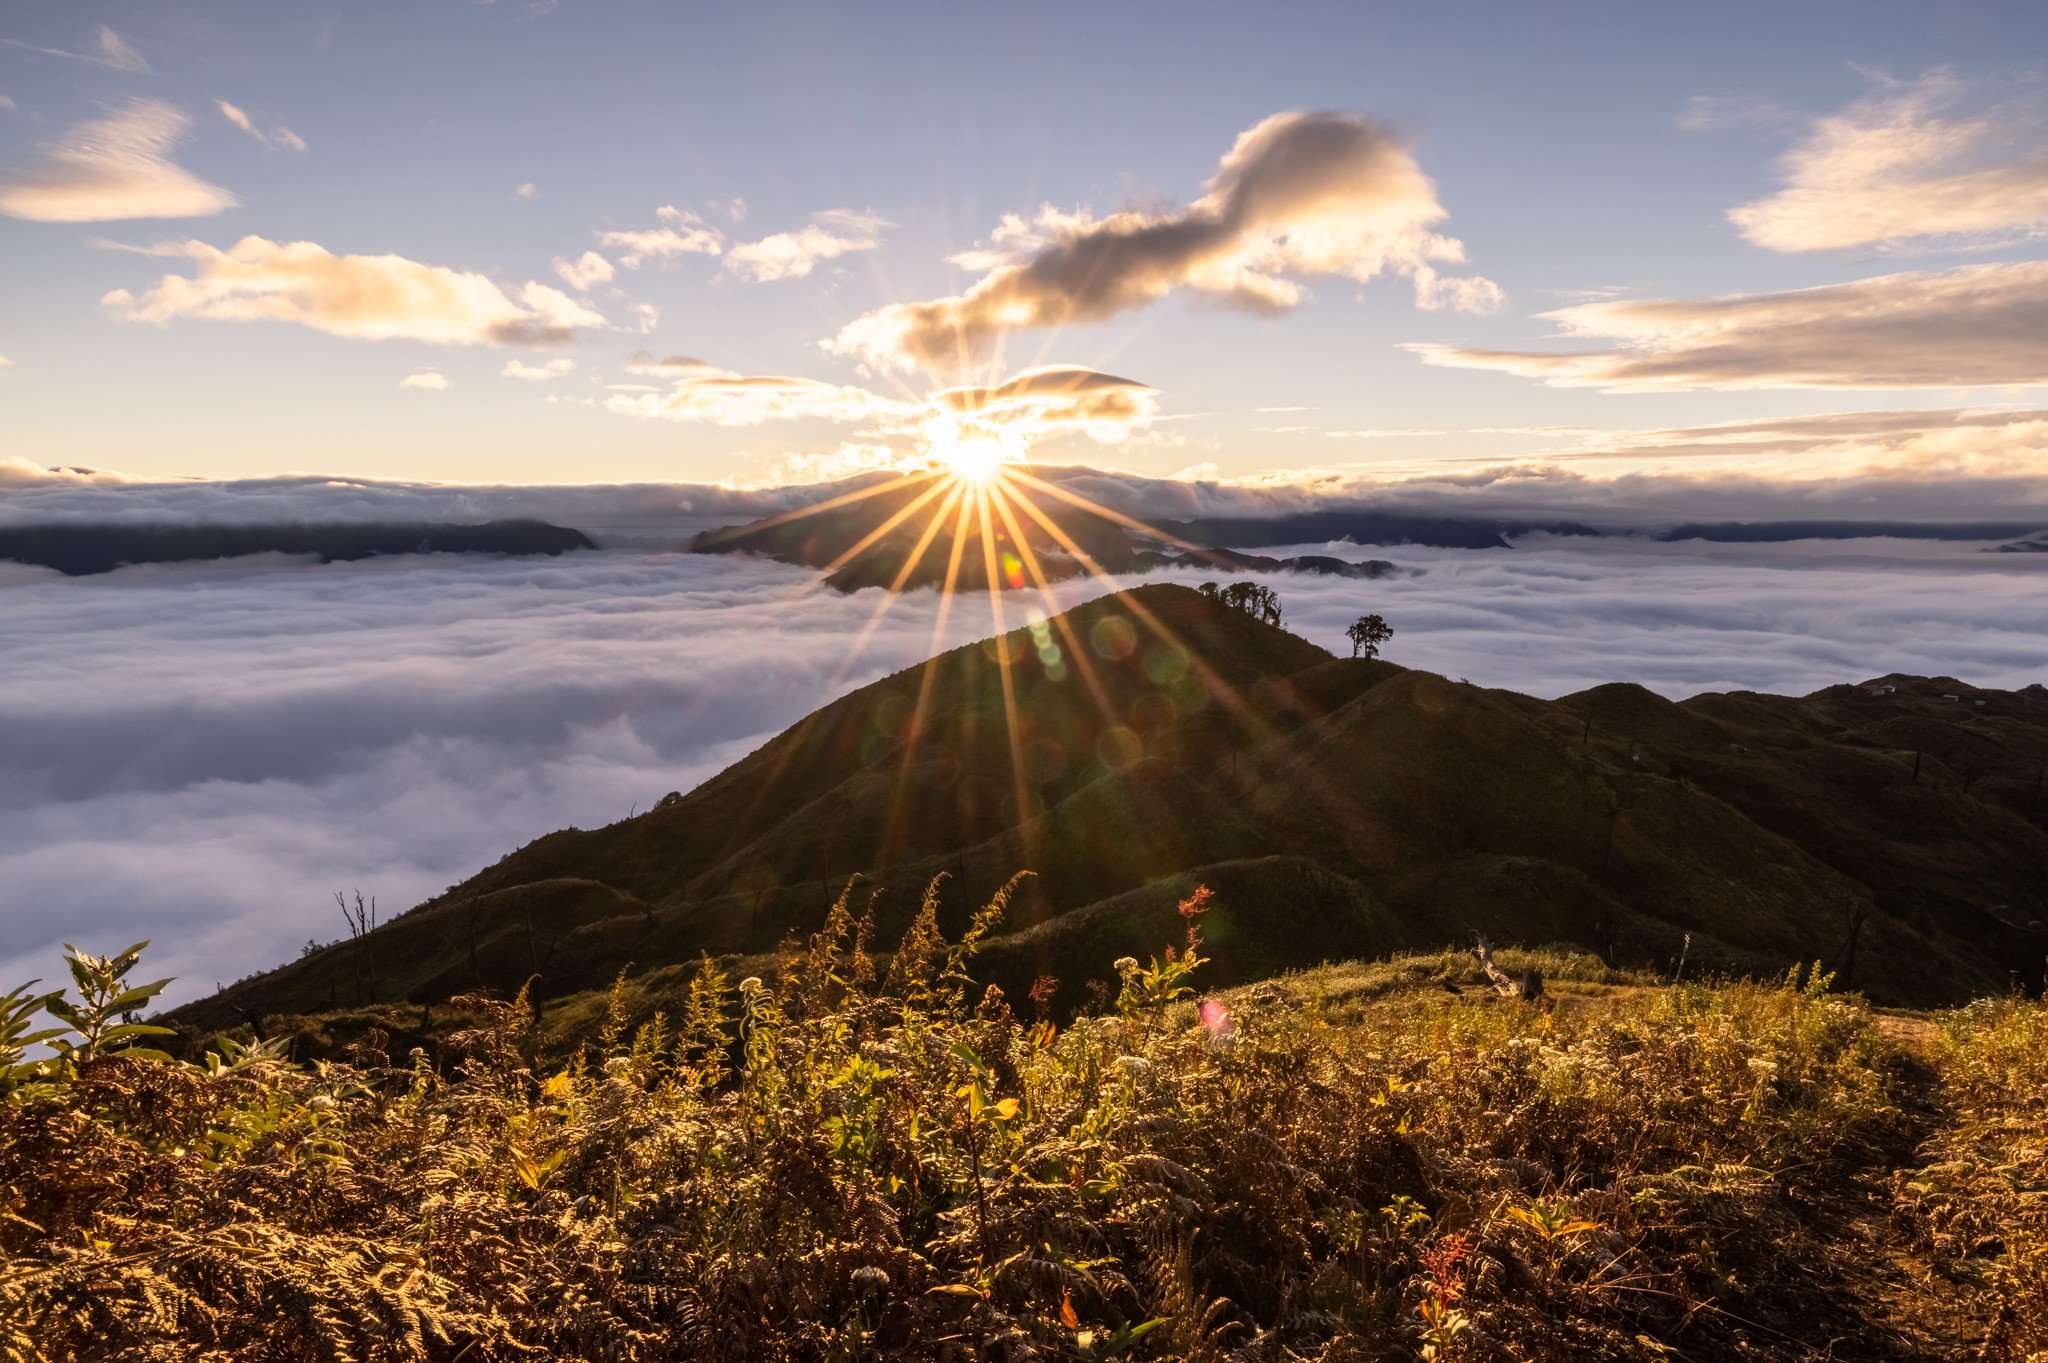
left=516, top=182, right=538, bottom=200
left=552, top=249, right=614, bottom=290
left=3, top=532, right=2044, bottom=1007
left=830, top=110, right=1499, bottom=370
left=1, top=25, right=150, bottom=74
left=0, top=95, right=16, bottom=114
left=598, top=205, right=724, bottom=267
left=399, top=369, right=452, bottom=390
left=217, top=100, right=308, bottom=153
left=0, top=98, right=237, bottom=223
left=503, top=357, right=575, bottom=381
left=1407, top=262, right=2048, bottom=390
left=604, top=368, right=913, bottom=427
left=723, top=209, right=888, bottom=282
left=102, top=236, right=607, bottom=345
left=1730, top=71, right=2048, bottom=252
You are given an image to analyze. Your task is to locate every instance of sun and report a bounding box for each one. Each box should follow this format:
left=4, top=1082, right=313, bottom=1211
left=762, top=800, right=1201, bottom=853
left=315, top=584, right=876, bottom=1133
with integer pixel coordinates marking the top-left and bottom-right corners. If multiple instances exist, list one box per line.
left=928, top=431, right=1011, bottom=484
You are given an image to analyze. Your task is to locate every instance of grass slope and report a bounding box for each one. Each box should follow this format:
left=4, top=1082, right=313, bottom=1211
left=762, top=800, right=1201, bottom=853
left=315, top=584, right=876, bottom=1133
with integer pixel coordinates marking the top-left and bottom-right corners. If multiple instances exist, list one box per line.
left=176, top=584, right=2048, bottom=1032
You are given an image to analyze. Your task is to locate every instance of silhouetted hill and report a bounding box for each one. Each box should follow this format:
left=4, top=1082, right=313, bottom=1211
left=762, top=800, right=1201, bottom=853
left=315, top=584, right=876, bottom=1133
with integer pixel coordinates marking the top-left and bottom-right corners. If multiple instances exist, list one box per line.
left=178, top=585, right=2048, bottom=1030
left=688, top=471, right=1404, bottom=589
left=0, top=520, right=594, bottom=576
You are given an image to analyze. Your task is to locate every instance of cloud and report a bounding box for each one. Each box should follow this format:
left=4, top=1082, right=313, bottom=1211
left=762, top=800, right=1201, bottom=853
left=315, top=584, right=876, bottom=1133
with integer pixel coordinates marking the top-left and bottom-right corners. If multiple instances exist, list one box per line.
left=598, top=205, right=724, bottom=267
left=602, top=360, right=1160, bottom=468
left=1674, top=93, right=1798, bottom=133
left=927, top=365, right=1158, bottom=443
left=603, top=368, right=913, bottom=427
left=216, top=99, right=307, bottom=153
left=1730, top=71, right=2048, bottom=252
left=829, top=110, right=1499, bottom=370
left=1406, top=262, right=2048, bottom=390
left=503, top=357, right=575, bottom=381
left=399, top=369, right=452, bottom=390
left=516, top=182, right=538, bottom=200
left=3, top=532, right=2044, bottom=1004
left=623, top=351, right=714, bottom=376
left=0, top=95, right=16, bottom=114
left=101, top=236, right=608, bottom=345
left=0, top=98, right=237, bottom=223
left=0, top=465, right=831, bottom=546
left=1, top=24, right=150, bottom=73
left=723, top=209, right=888, bottom=282
left=552, top=249, right=613, bottom=290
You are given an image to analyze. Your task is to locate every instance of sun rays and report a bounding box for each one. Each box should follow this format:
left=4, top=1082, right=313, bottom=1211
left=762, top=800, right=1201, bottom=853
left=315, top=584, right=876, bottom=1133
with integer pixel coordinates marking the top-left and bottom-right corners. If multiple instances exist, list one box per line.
left=717, top=438, right=1321, bottom=889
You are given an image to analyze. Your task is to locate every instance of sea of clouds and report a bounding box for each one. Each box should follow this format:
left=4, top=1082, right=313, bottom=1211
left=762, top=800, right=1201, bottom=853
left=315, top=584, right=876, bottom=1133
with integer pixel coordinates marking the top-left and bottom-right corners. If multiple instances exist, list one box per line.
left=4, top=529, right=2046, bottom=1006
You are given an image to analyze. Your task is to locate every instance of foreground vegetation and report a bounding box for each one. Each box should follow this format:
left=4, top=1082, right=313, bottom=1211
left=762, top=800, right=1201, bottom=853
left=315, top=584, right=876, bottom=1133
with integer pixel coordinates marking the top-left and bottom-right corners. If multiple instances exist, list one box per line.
left=4, top=883, right=2046, bottom=1361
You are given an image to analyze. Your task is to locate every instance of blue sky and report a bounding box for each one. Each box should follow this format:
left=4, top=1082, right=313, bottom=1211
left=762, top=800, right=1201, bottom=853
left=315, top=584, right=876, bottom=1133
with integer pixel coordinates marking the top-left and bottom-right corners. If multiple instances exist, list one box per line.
left=4, top=1, right=2047, bottom=488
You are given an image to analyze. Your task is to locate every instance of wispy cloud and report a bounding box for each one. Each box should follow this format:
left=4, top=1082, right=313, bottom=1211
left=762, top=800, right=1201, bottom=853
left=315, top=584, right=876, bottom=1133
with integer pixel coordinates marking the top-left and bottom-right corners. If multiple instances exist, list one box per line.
left=102, top=236, right=608, bottom=345
left=598, top=205, right=724, bottom=267
left=515, top=182, right=538, bottom=201
left=503, top=357, right=576, bottom=381
left=1674, top=92, right=1798, bottom=133
left=1729, top=70, right=2048, bottom=252
left=0, top=98, right=236, bottom=223
left=1, top=24, right=150, bottom=73
left=399, top=369, right=452, bottom=390
left=603, top=369, right=911, bottom=426
left=216, top=100, right=307, bottom=153
left=829, top=110, right=1500, bottom=371
left=723, top=209, right=887, bottom=282
left=1406, top=262, right=2048, bottom=390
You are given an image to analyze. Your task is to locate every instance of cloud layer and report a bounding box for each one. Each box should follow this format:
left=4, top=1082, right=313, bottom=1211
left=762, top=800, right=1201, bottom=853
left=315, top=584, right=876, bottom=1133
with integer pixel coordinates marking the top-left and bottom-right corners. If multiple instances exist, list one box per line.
left=3, top=537, right=2042, bottom=1004
left=830, top=110, right=1499, bottom=370
left=1408, top=262, right=2048, bottom=390
left=1730, top=71, right=2048, bottom=253
left=724, top=209, right=887, bottom=282
left=0, top=98, right=237, bottom=223
left=102, top=237, right=608, bottom=345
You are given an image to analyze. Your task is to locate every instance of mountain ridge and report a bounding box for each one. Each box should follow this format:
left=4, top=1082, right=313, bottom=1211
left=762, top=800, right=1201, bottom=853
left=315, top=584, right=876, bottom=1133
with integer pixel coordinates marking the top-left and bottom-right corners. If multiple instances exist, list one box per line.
left=174, top=583, right=2048, bottom=1032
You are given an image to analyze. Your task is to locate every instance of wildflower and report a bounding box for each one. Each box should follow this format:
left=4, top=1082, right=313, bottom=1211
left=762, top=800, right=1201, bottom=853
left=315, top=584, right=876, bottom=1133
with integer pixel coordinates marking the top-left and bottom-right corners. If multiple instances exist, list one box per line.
left=739, top=976, right=765, bottom=995
left=851, top=1266, right=890, bottom=1292
left=1114, top=1055, right=1151, bottom=1078
left=1113, top=957, right=1139, bottom=975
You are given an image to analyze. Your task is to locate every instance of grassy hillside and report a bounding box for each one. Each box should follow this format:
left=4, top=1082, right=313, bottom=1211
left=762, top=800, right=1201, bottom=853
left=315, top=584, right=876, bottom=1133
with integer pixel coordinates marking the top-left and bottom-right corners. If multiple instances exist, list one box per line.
left=8, top=892, right=2048, bottom=1361
left=177, top=583, right=2048, bottom=1033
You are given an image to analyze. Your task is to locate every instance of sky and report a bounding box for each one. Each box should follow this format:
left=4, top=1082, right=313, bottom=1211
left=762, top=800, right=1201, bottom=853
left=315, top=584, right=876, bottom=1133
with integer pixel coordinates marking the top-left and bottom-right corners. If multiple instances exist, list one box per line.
left=4, top=1, right=2048, bottom=494
left=7, top=2, right=2048, bottom=992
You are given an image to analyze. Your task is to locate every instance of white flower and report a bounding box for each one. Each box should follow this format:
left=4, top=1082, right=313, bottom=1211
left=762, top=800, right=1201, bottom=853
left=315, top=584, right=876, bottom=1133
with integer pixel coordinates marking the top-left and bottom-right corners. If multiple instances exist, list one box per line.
left=1113, top=957, right=1139, bottom=974
left=739, top=976, right=765, bottom=994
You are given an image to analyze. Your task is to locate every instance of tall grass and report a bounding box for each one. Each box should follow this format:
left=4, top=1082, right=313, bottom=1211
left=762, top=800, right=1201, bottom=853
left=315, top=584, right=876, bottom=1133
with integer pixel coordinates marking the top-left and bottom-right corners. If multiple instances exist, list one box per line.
left=2, top=881, right=2041, bottom=1360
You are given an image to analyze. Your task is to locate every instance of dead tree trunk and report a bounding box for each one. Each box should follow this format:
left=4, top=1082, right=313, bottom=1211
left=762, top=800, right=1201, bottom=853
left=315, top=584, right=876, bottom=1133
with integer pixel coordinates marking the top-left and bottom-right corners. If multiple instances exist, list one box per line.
left=1472, top=931, right=1545, bottom=1001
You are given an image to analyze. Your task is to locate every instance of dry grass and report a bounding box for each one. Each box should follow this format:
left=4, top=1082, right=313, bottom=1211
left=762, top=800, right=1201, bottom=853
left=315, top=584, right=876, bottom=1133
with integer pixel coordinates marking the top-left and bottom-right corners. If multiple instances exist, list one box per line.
left=3, top=883, right=2043, bottom=1361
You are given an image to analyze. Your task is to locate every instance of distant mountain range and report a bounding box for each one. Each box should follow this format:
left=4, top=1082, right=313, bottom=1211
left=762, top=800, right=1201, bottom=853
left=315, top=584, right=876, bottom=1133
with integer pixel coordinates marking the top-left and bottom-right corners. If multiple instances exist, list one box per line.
left=687, top=470, right=1400, bottom=590
left=0, top=520, right=593, bottom=576
left=177, top=582, right=2048, bottom=1035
